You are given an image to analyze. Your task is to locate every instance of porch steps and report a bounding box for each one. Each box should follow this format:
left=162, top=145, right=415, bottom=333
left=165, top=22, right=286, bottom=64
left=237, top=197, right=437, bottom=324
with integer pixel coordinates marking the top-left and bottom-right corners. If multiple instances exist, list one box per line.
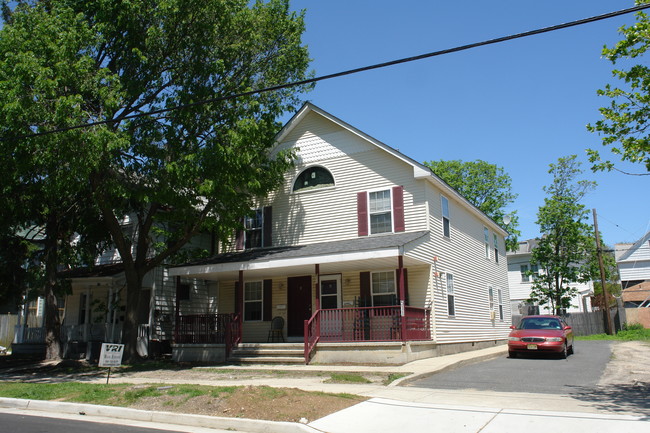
left=228, top=343, right=305, bottom=365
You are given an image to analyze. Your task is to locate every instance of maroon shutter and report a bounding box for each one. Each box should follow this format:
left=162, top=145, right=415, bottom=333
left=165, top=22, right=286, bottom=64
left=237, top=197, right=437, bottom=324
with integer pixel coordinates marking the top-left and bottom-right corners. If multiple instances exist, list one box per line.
left=357, top=192, right=368, bottom=236
left=235, top=229, right=244, bottom=251
left=263, top=279, right=272, bottom=321
left=234, top=282, right=242, bottom=315
left=360, top=271, right=371, bottom=307
left=392, top=186, right=405, bottom=232
left=263, top=206, right=272, bottom=247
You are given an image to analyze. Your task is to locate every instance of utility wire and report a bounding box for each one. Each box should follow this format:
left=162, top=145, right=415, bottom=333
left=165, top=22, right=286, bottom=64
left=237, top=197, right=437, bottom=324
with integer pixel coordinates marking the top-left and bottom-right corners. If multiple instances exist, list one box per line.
left=3, top=3, right=650, bottom=141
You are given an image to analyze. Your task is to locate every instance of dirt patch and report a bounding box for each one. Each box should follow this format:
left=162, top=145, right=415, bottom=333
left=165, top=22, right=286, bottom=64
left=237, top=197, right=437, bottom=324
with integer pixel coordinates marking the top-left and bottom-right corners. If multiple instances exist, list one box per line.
left=598, top=340, right=650, bottom=386
left=124, top=385, right=363, bottom=423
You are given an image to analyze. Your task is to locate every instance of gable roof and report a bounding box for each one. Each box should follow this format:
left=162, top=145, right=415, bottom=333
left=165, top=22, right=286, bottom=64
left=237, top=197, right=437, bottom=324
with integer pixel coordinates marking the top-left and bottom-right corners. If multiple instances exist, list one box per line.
left=274, top=103, right=508, bottom=236
left=617, top=231, right=650, bottom=262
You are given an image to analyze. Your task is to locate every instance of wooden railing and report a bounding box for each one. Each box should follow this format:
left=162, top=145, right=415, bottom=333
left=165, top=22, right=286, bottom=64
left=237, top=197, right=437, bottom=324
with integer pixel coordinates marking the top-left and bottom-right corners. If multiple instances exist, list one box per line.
left=175, top=313, right=241, bottom=357
left=304, top=306, right=431, bottom=363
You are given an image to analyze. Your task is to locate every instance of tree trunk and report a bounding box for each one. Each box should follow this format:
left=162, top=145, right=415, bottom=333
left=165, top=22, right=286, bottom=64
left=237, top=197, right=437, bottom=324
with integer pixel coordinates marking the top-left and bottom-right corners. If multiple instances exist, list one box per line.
left=43, top=218, right=62, bottom=361
left=121, top=268, right=144, bottom=363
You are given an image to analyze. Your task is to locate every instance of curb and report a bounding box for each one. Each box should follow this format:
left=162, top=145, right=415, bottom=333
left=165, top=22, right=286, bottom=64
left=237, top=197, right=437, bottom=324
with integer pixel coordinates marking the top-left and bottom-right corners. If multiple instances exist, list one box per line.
left=0, top=398, right=323, bottom=433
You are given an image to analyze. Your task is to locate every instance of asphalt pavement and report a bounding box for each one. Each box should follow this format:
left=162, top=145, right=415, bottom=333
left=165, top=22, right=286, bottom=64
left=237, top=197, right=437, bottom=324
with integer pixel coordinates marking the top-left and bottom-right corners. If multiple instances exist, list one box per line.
left=1, top=343, right=648, bottom=433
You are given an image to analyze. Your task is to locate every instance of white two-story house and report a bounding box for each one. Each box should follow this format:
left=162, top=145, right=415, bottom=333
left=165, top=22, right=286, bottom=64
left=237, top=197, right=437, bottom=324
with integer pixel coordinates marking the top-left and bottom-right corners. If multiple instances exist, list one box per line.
left=170, top=103, right=511, bottom=364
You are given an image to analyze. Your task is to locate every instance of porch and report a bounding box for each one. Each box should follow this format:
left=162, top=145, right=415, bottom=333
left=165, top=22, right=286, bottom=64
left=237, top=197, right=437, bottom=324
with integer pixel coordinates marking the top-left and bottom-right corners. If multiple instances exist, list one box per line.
left=173, top=305, right=431, bottom=364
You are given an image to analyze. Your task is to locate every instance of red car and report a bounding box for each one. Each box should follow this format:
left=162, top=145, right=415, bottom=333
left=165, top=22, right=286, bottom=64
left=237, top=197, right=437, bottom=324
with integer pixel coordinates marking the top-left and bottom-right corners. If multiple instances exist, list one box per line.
left=508, top=315, right=574, bottom=359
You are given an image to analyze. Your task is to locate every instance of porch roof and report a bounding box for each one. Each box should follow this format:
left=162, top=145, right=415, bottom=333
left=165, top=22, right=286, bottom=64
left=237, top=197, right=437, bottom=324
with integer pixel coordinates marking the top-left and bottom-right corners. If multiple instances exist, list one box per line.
left=169, top=231, right=430, bottom=280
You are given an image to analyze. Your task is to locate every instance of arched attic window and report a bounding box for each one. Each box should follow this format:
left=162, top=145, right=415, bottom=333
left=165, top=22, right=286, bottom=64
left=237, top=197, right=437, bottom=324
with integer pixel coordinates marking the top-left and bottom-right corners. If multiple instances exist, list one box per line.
left=293, top=166, right=334, bottom=192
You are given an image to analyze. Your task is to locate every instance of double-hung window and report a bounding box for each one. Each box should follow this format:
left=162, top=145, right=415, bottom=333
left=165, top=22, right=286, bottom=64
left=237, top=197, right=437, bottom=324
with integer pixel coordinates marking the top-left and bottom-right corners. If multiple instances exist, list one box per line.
left=497, top=288, right=504, bottom=321
left=446, top=273, right=455, bottom=316
left=369, top=190, right=393, bottom=235
left=484, top=227, right=490, bottom=259
left=371, top=271, right=397, bottom=306
left=441, top=196, right=450, bottom=238
left=488, top=285, right=494, bottom=314
left=494, top=234, right=499, bottom=264
left=244, top=281, right=263, bottom=321
left=244, top=209, right=263, bottom=249
left=520, top=264, right=530, bottom=282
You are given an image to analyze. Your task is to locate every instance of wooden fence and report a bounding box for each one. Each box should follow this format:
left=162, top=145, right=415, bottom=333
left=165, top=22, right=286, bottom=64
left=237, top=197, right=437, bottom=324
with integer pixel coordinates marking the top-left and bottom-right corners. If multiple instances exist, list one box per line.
left=512, top=307, right=626, bottom=336
left=0, top=315, right=19, bottom=349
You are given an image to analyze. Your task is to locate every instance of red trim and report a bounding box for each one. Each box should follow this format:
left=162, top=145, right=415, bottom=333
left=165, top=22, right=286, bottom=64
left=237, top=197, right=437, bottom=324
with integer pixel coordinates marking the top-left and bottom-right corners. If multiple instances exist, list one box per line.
left=357, top=192, right=368, bottom=236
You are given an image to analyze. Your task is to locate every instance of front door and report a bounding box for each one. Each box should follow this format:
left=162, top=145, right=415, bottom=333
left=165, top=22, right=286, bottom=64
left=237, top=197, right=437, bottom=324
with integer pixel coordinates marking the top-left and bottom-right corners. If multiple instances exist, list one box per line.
left=287, top=276, right=312, bottom=337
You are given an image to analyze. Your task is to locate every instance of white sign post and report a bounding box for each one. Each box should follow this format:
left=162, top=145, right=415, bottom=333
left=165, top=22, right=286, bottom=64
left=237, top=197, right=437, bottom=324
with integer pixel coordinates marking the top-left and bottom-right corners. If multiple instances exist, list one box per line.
left=98, top=343, right=124, bottom=384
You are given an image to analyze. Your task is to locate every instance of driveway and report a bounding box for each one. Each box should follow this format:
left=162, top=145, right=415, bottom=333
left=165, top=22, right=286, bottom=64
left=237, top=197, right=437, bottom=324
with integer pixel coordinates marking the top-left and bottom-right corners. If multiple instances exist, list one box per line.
left=408, top=340, right=613, bottom=394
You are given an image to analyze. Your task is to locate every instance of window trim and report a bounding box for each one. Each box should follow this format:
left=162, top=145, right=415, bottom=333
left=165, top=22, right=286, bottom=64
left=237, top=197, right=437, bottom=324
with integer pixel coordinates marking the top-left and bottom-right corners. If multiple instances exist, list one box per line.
left=292, top=165, right=336, bottom=193
left=370, top=270, right=397, bottom=307
left=520, top=264, right=530, bottom=283
left=367, top=188, right=394, bottom=235
left=243, top=209, right=263, bottom=249
left=441, top=195, right=450, bottom=238
left=497, top=287, right=504, bottom=321
left=445, top=272, right=455, bottom=316
left=243, top=280, right=263, bottom=322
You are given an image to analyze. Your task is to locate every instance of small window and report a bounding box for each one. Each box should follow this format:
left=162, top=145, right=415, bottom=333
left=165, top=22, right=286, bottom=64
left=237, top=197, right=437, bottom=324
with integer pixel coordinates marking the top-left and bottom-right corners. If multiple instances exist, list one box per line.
left=494, top=234, right=499, bottom=264
left=244, top=209, right=263, bottom=249
left=293, top=166, right=334, bottom=192
left=244, top=281, right=263, bottom=321
left=497, top=288, right=504, bottom=321
left=484, top=227, right=490, bottom=259
left=441, top=196, right=450, bottom=238
left=371, top=271, right=397, bottom=306
left=520, top=264, right=529, bottom=282
left=369, top=190, right=393, bottom=234
left=446, top=273, right=455, bottom=316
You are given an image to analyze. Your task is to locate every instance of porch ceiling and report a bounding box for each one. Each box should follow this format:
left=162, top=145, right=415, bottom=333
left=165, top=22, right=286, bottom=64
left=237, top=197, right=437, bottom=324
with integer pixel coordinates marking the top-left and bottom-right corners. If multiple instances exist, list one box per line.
left=169, top=231, right=430, bottom=281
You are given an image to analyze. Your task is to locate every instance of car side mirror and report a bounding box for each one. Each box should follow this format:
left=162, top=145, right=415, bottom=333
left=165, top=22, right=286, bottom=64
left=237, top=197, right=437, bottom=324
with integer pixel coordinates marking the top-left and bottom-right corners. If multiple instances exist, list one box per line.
left=563, top=325, right=572, bottom=330
left=509, top=325, right=516, bottom=329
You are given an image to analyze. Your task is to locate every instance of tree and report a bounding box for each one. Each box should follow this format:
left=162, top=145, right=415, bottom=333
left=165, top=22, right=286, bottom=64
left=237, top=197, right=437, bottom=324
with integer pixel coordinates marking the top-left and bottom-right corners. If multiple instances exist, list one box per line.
left=1, top=0, right=312, bottom=361
left=0, top=3, right=121, bottom=359
left=423, top=159, right=520, bottom=249
left=528, top=155, right=597, bottom=314
left=587, top=0, right=650, bottom=175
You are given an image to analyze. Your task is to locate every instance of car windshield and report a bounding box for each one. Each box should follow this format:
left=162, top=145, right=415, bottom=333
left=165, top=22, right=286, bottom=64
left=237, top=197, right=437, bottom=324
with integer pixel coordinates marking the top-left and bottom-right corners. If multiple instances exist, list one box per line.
left=518, top=318, right=562, bottom=330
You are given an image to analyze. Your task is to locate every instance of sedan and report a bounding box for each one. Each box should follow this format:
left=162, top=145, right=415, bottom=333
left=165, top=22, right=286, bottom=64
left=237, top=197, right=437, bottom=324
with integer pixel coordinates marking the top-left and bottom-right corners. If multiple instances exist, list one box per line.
left=508, top=315, right=574, bottom=359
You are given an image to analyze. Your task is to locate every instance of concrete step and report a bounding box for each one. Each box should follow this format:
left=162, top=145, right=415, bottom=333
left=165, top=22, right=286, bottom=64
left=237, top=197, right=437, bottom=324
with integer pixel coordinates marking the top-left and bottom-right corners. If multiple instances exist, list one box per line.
left=228, top=356, right=305, bottom=365
left=228, top=343, right=305, bottom=365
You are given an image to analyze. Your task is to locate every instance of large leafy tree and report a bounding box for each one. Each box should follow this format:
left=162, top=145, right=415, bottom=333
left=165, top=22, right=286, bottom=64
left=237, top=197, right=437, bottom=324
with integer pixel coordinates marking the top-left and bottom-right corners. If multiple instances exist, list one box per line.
left=528, top=155, right=597, bottom=314
left=1, top=0, right=311, bottom=361
left=0, top=3, right=121, bottom=358
left=587, top=0, right=650, bottom=175
left=424, top=159, right=520, bottom=249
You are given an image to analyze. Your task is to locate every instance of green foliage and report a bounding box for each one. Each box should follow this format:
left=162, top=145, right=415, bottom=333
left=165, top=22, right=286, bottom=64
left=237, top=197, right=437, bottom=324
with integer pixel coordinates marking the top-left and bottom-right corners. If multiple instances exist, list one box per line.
left=577, top=325, right=650, bottom=341
left=0, top=0, right=312, bottom=360
left=528, top=156, right=598, bottom=313
left=423, top=159, right=520, bottom=249
left=327, top=373, right=372, bottom=384
left=587, top=0, right=650, bottom=174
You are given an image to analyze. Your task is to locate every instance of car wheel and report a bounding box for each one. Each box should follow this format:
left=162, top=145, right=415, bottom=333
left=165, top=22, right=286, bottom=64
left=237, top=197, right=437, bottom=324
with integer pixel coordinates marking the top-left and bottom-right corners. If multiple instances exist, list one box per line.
left=560, top=343, right=568, bottom=359
left=568, top=342, right=574, bottom=355
left=509, top=351, right=517, bottom=358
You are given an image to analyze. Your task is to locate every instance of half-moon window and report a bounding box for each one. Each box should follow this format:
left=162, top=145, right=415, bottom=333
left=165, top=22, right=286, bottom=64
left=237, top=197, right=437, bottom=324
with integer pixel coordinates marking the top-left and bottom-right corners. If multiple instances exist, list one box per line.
left=293, top=166, right=335, bottom=192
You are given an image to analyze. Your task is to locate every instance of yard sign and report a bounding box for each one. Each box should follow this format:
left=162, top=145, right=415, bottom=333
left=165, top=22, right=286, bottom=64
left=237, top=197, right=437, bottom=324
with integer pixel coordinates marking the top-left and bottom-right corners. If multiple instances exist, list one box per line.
left=98, top=343, right=124, bottom=384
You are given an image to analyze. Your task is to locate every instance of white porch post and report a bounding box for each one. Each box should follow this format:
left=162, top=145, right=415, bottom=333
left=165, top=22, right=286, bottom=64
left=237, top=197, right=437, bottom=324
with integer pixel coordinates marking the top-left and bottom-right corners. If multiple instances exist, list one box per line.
left=83, top=287, right=91, bottom=341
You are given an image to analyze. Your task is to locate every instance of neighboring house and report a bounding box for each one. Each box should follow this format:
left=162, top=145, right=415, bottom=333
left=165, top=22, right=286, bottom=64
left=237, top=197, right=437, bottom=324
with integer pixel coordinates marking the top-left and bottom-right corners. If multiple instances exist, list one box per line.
left=615, top=231, right=650, bottom=290
left=170, top=103, right=511, bottom=364
left=621, top=281, right=650, bottom=328
left=506, top=239, right=594, bottom=315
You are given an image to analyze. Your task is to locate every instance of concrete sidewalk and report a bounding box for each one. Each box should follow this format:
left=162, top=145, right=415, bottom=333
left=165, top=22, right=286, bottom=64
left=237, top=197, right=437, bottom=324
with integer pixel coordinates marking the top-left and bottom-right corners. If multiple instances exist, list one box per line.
left=1, top=345, right=649, bottom=433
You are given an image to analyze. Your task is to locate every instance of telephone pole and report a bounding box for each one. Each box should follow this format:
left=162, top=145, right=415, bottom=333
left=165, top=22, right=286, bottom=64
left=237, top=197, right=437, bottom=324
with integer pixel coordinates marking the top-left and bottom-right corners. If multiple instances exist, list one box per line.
left=593, top=208, right=614, bottom=335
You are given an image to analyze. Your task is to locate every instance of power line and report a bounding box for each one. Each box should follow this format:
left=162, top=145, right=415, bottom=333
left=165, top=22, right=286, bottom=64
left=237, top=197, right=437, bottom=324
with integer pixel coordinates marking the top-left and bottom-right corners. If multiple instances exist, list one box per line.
left=3, top=3, right=650, bottom=142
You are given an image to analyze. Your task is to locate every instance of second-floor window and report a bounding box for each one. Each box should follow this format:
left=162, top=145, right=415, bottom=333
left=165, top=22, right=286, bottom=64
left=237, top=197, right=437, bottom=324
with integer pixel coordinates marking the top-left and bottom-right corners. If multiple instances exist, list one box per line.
left=369, top=190, right=392, bottom=234
left=494, top=234, right=499, bottom=264
left=484, top=227, right=490, bottom=259
left=244, top=209, right=263, bottom=249
left=441, top=195, right=450, bottom=238
left=521, top=264, right=539, bottom=282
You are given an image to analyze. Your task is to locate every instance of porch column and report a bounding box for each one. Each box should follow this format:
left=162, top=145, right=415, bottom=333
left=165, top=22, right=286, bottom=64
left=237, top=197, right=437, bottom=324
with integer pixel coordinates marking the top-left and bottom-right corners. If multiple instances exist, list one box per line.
left=175, top=276, right=181, bottom=343
left=238, top=270, right=244, bottom=318
left=84, top=287, right=91, bottom=341
left=398, top=256, right=407, bottom=341
left=315, top=264, right=320, bottom=311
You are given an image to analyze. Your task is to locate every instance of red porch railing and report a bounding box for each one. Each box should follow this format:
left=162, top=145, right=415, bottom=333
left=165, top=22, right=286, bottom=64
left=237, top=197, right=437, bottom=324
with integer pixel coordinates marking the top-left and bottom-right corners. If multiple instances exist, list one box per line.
left=175, top=313, right=241, bottom=357
left=304, top=306, right=431, bottom=363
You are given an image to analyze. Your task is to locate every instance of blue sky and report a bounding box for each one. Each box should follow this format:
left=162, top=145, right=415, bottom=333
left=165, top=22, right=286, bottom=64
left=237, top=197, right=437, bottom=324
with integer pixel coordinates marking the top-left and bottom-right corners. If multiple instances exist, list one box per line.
left=287, top=0, right=650, bottom=247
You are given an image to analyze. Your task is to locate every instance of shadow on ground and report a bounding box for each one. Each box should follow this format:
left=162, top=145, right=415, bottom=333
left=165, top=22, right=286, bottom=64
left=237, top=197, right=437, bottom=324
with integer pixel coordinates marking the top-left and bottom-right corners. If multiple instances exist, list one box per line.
left=567, top=382, right=650, bottom=420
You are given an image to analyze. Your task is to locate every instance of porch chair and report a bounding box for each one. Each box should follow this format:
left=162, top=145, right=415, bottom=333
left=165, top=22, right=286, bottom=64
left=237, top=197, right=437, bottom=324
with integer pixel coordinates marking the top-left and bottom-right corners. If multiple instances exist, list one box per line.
left=267, top=316, right=285, bottom=343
